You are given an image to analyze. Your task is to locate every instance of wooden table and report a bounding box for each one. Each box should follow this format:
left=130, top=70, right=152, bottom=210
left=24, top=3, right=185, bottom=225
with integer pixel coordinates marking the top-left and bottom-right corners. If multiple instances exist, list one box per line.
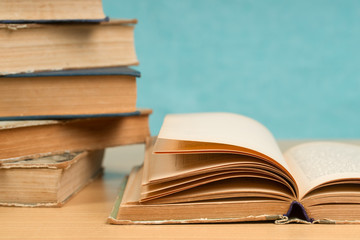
left=1, top=141, right=360, bottom=240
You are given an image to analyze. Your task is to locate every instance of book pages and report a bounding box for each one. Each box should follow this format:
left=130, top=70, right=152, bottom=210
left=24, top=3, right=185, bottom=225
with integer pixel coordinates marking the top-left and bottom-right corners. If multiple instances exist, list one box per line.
left=156, top=113, right=290, bottom=173
left=284, top=142, right=360, bottom=199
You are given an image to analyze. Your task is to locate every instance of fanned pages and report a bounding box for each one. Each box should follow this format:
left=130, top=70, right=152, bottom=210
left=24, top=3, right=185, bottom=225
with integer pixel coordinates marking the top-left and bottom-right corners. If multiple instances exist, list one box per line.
left=154, top=113, right=293, bottom=182
left=109, top=113, right=360, bottom=224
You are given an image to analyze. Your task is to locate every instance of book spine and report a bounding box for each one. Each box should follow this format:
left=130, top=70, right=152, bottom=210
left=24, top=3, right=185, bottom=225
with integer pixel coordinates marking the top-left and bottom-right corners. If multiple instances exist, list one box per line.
left=276, top=201, right=313, bottom=224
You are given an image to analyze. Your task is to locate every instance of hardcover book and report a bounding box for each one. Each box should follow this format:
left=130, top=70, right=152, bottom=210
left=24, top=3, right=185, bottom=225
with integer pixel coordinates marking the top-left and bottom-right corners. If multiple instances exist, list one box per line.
left=0, top=109, right=151, bottom=161
left=0, top=0, right=107, bottom=23
left=108, top=113, right=360, bottom=224
left=0, top=150, right=104, bottom=207
left=0, top=67, right=140, bottom=118
left=0, top=20, right=138, bottom=75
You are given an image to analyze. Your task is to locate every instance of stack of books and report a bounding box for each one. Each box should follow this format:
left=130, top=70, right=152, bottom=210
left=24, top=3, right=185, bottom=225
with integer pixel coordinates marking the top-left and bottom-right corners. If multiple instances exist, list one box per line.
left=0, top=0, right=151, bottom=207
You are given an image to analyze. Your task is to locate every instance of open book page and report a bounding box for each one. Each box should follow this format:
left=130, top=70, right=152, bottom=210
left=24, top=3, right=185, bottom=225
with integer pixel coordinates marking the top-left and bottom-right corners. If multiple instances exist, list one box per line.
left=145, top=138, right=292, bottom=185
left=144, top=148, right=288, bottom=184
left=154, top=113, right=292, bottom=176
left=145, top=177, right=293, bottom=204
left=121, top=166, right=143, bottom=205
left=284, top=142, right=360, bottom=200
left=143, top=137, right=298, bottom=201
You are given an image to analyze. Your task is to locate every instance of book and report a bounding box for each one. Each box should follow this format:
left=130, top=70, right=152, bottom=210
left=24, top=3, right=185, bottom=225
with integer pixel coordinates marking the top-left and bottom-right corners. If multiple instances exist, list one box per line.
left=0, top=67, right=139, bottom=118
left=0, top=150, right=104, bottom=207
left=0, top=109, right=151, bottom=161
left=108, top=113, right=360, bottom=224
left=0, top=20, right=138, bottom=75
left=0, top=0, right=107, bottom=23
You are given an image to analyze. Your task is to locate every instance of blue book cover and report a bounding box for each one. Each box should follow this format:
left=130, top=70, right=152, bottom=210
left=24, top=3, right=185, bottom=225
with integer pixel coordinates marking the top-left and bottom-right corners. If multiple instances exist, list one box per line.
left=1, top=66, right=140, bottom=78
left=0, top=17, right=109, bottom=24
left=0, top=110, right=148, bottom=121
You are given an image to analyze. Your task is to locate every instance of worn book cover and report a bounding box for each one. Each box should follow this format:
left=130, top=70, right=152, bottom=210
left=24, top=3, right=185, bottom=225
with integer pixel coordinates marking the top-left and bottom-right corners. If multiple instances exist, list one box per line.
left=0, top=109, right=151, bottom=161
left=0, top=150, right=104, bottom=207
left=0, top=19, right=138, bottom=75
left=0, top=0, right=108, bottom=23
left=0, top=67, right=140, bottom=118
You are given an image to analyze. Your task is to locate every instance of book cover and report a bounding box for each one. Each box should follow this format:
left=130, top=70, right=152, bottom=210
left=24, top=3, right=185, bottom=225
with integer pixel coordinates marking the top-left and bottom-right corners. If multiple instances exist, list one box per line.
left=1, top=66, right=140, bottom=78
left=0, top=150, right=104, bottom=207
left=0, top=17, right=110, bottom=24
left=0, top=67, right=141, bottom=119
left=0, top=19, right=138, bottom=75
left=0, top=0, right=108, bottom=23
left=0, top=109, right=152, bottom=161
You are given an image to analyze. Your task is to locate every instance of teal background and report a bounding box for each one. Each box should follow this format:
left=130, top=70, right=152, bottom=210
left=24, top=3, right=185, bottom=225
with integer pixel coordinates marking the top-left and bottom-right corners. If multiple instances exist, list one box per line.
left=103, top=0, right=360, bottom=138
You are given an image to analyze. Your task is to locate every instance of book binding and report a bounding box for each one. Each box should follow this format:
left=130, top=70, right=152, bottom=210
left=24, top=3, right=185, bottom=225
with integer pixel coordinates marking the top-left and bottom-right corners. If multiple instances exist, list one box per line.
left=0, top=66, right=140, bottom=78
left=275, top=201, right=313, bottom=224
left=0, top=17, right=110, bottom=24
left=0, top=110, right=145, bottom=121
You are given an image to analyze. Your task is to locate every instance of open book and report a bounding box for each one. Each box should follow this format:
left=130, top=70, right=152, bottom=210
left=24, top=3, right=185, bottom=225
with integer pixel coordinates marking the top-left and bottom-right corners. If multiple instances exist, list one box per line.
left=108, top=113, right=360, bottom=224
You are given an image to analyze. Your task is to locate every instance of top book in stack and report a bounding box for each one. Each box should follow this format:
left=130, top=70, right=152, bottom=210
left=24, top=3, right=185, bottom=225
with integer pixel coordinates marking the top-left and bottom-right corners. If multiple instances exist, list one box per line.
left=0, top=19, right=138, bottom=75
left=0, top=0, right=108, bottom=23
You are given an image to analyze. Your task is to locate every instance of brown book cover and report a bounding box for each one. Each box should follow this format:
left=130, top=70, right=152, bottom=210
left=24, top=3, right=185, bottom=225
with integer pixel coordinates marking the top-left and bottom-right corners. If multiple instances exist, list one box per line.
left=0, top=19, right=138, bottom=75
left=0, top=150, right=104, bottom=207
left=0, top=67, right=140, bottom=118
left=0, top=109, right=151, bottom=161
left=0, top=0, right=107, bottom=22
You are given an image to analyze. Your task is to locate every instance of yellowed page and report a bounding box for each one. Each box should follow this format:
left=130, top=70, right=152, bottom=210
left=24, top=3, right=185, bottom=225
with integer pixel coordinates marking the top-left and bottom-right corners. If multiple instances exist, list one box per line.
left=141, top=171, right=295, bottom=202
left=146, top=152, right=274, bottom=183
left=156, top=113, right=290, bottom=173
left=146, top=177, right=293, bottom=204
left=284, top=142, right=360, bottom=199
left=142, top=169, right=293, bottom=196
left=143, top=136, right=298, bottom=200
left=121, top=166, right=143, bottom=204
